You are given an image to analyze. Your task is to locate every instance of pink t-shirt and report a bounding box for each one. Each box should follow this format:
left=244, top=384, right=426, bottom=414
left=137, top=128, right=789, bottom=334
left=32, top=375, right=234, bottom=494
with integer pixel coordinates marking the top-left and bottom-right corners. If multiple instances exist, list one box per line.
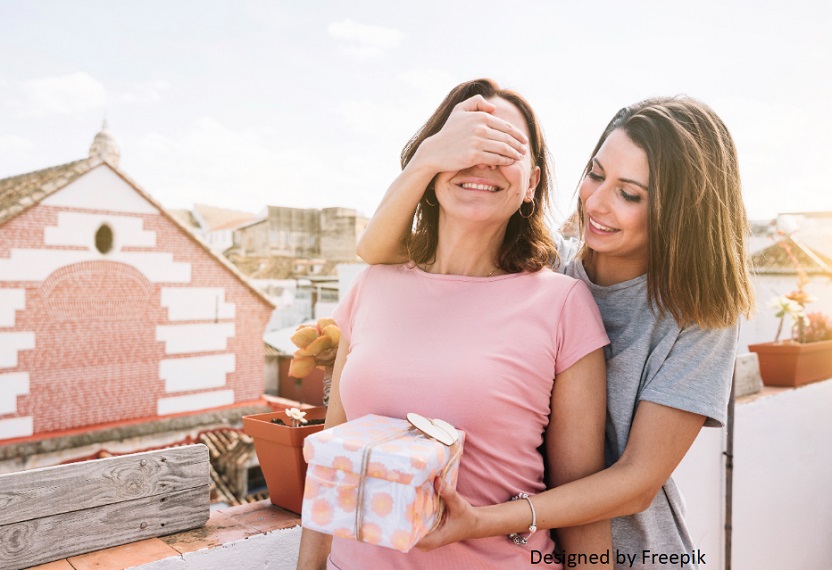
left=328, top=263, right=609, bottom=569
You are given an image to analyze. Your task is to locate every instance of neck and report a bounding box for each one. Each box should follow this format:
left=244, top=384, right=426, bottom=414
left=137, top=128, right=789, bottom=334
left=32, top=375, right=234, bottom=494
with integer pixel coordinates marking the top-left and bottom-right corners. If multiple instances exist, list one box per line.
left=424, top=217, right=507, bottom=277
left=584, top=253, right=647, bottom=286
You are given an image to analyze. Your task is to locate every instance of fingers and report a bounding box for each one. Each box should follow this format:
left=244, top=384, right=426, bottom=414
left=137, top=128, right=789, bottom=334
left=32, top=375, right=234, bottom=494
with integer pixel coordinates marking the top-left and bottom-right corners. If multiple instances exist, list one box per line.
left=479, top=138, right=525, bottom=163
left=456, top=94, right=496, bottom=114
left=435, top=478, right=465, bottom=510
left=454, top=95, right=529, bottom=150
left=482, top=114, right=528, bottom=150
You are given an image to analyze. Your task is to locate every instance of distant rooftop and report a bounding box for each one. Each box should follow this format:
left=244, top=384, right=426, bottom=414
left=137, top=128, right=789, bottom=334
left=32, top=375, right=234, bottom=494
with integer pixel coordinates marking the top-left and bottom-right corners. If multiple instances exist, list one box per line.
left=193, top=203, right=258, bottom=232
left=751, top=235, right=832, bottom=276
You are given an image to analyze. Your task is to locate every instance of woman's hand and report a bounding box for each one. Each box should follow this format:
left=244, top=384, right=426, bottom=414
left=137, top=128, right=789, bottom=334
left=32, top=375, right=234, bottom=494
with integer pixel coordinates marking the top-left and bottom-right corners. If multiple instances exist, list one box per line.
left=410, top=95, right=529, bottom=175
left=416, top=479, right=480, bottom=551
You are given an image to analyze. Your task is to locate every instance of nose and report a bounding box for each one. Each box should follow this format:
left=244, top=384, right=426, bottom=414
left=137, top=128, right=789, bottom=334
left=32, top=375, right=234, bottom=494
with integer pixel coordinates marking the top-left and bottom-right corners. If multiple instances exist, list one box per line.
left=475, top=163, right=498, bottom=170
left=583, top=180, right=610, bottom=215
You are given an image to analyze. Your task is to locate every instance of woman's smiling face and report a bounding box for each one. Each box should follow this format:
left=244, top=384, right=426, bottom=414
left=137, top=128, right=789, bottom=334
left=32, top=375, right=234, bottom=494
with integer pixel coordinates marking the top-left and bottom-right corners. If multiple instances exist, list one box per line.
left=432, top=97, right=540, bottom=225
left=579, top=128, right=650, bottom=271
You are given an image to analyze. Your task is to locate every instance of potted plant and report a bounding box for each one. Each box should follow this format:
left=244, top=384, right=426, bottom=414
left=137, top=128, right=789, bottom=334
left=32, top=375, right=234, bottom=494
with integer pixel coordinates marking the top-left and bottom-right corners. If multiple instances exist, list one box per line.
left=242, top=318, right=340, bottom=513
left=749, top=238, right=832, bottom=387
left=242, top=406, right=327, bottom=513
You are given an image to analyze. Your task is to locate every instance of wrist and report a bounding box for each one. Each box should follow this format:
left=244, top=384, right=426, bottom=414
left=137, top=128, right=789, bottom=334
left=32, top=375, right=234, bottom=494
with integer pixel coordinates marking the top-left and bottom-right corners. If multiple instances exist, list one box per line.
left=507, top=493, right=537, bottom=545
left=407, top=140, right=443, bottom=180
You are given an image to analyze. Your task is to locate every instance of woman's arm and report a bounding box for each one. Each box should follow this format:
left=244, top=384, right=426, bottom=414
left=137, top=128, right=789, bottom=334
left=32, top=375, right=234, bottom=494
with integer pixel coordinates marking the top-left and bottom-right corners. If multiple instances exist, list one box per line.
left=418, top=400, right=705, bottom=549
left=356, top=95, right=529, bottom=264
left=546, top=348, right=611, bottom=564
left=296, top=337, right=349, bottom=570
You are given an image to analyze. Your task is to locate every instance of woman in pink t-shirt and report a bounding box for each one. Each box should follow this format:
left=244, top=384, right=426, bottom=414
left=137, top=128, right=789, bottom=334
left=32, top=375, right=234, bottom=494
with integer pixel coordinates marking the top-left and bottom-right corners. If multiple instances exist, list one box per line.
left=297, top=79, right=611, bottom=569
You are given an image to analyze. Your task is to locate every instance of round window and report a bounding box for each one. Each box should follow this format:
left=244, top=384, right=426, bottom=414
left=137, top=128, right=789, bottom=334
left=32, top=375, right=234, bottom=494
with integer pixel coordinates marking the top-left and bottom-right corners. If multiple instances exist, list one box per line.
left=95, top=224, right=113, bottom=254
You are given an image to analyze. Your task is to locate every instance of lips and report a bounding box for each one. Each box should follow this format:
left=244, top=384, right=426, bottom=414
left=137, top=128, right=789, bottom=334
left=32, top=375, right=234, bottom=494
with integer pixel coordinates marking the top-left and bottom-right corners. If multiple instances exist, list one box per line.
left=588, top=216, right=619, bottom=233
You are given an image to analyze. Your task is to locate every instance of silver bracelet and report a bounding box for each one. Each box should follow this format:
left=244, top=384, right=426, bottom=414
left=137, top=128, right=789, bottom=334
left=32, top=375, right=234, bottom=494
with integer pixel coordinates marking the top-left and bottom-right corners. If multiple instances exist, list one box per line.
left=507, top=492, right=537, bottom=545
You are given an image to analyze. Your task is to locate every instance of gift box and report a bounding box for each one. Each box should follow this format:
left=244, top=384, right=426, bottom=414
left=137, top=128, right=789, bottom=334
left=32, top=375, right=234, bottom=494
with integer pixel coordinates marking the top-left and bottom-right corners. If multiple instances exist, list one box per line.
left=301, top=414, right=465, bottom=553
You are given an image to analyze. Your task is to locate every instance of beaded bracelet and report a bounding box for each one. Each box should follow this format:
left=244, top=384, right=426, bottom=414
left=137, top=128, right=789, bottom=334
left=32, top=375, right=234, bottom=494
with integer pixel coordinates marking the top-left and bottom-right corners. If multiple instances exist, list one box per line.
left=507, top=492, right=537, bottom=545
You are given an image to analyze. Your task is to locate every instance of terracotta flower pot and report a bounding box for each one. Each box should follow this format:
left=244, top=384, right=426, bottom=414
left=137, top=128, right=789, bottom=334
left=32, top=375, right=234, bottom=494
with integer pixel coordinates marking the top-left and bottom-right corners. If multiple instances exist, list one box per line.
left=242, top=407, right=327, bottom=513
left=748, top=340, right=832, bottom=387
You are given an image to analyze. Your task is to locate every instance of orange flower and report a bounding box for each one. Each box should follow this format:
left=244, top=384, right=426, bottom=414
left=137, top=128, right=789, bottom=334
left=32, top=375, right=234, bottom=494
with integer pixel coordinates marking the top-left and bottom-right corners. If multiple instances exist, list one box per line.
left=361, top=522, right=382, bottom=544
left=389, top=470, right=414, bottom=485
left=405, top=499, right=418, bottom=525
left=304, top=477, right=320, bottom=499
left=311, top=499, right=333, bottom=526
left=390, top=529, right=414, bottom=552
left=341, top=471, right=361, bottom=487
left=332, top=456, right=354, bottom=472
left=337, top=487, right=357, bottom=512
left=370, top=492, right=394, bottom=516
left=333, top=527, right=355, bottom=540
left=366, top=462, right=388, bottom=479
left=310, top=465, right=338, bottom=482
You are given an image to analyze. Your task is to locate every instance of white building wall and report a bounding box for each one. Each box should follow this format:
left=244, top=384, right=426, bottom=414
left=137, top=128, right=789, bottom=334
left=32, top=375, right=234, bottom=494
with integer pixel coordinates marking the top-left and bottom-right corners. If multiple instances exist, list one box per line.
left=156, top=323, right=235, bottom=355
left=41, top=165, right=158, bottom=214
left=161, top=288, right=236, bottom=321
left=159, top=354, right=236, bottom=393
left=0, top=372, right=29, bottom=415
left=673, top=378, right=832, bottom=570
left=0, top=332, right=35, bottom=368
left=0, top=289, right=25, bottom=327
left=157, top=390, right=235, bottom=416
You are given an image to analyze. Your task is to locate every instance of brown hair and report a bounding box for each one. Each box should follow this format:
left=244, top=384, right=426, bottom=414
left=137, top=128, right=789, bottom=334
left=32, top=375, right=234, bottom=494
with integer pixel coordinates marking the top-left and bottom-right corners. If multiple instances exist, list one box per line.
left=401, top=78, right=556, bottom=274
left=578, top=97, right=755, bottom=329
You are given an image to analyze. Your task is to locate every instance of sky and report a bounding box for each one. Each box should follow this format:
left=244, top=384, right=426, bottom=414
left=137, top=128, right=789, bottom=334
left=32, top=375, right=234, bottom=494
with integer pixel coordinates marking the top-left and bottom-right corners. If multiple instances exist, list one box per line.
left=1, top=0, right=830, bottom=224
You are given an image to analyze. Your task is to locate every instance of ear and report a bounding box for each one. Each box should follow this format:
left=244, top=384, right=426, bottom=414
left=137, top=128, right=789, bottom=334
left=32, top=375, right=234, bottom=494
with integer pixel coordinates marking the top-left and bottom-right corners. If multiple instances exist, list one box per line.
left=525, top=166, right=541, bottom=202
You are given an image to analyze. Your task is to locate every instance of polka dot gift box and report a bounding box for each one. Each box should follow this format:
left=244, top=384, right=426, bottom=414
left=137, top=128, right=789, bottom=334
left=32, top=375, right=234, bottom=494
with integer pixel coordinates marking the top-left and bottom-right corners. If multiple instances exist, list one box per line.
left=301, top=414, right=465, bottom=553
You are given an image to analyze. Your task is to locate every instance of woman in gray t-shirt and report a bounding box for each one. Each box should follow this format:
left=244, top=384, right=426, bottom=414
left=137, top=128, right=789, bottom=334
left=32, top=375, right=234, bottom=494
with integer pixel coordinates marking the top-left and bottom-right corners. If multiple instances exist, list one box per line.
left=356, top=91, right=754, bottom=569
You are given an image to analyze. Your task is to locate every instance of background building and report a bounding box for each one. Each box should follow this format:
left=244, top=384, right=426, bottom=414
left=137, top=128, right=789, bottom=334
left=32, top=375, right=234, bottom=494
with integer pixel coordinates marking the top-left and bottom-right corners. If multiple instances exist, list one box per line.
left=0, top=127, right=274, bottom=487
left=230, top=205, right=367, bottom=260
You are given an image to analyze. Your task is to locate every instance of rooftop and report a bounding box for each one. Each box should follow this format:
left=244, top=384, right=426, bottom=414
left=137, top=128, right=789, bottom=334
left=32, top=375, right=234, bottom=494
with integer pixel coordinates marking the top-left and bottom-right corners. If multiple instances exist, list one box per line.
left=750, top=235, right=832, bottom=275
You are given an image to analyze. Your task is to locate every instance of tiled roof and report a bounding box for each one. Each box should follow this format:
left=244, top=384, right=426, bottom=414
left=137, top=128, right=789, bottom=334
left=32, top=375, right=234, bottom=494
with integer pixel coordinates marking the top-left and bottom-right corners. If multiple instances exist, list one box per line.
left=751, top=236, right=832, bottom=275
left=227, top=254, right=344, bottom=280
left=0, top=158, right=96, bottom=225
left=194, top=203, right=257, bottom=232
left=0, top=157, right=275, bottom=309
left=168, top=208, right=201, bottom=231
left=228, top=254, right=297, bottom=280
left=264, top=342, right=282, bottom=357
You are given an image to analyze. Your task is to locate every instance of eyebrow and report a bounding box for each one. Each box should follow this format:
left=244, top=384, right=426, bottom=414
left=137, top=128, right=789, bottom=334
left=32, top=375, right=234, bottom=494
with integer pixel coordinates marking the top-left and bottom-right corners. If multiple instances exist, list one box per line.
left=593, top=158, right=649, bottom=191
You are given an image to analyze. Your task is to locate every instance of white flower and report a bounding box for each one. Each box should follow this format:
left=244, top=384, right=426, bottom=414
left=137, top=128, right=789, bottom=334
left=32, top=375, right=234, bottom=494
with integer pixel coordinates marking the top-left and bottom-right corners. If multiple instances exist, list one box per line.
left=286, top=407, right=308, bottom=426
left=768, top=296, right=803, bottom=319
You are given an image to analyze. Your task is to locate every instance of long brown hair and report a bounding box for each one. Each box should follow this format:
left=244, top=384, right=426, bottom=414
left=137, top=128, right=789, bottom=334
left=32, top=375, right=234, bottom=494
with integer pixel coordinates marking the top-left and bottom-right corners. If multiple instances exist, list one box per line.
left=402, top=78, right=556, bottom=274
left=578, top=97, right=755, bottom=328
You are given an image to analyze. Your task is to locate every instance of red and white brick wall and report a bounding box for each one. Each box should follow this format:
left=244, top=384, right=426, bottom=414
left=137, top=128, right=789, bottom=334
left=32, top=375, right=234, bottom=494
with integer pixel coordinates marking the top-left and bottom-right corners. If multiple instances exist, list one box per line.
left=0, top=165, right=271, bottom=441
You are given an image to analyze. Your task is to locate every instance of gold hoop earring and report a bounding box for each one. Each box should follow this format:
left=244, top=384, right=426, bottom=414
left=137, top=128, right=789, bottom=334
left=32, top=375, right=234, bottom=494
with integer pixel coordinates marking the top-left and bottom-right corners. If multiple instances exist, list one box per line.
left=425, top=191, right=437, bottom=207
left=519, top=199, right=535, bottom=219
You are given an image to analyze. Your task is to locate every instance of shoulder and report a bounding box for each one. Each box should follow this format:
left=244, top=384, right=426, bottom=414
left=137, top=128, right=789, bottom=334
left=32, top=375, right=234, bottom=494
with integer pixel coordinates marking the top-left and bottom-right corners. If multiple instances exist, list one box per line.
left=676, top=320, right=739, bottom=350
left=359, top=262, right=411, bottom=281
left=551, top=232, right=581, bottom=273
left=340, top=263, right=405, bottom=300
left=519, top=267, right=586, bottom=297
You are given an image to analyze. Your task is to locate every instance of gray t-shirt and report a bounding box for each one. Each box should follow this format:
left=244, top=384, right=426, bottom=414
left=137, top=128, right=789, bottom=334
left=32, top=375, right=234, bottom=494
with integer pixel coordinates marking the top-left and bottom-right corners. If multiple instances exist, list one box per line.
left=554, top=235, right=736, bottom=569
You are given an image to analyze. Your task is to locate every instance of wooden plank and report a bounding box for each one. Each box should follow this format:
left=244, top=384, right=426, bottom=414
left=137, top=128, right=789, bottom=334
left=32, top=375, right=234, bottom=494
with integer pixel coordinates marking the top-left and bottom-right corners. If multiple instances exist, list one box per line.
left=0, top=444, right=208, bottom=525
left=0, top=484, right=210, bottom=570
